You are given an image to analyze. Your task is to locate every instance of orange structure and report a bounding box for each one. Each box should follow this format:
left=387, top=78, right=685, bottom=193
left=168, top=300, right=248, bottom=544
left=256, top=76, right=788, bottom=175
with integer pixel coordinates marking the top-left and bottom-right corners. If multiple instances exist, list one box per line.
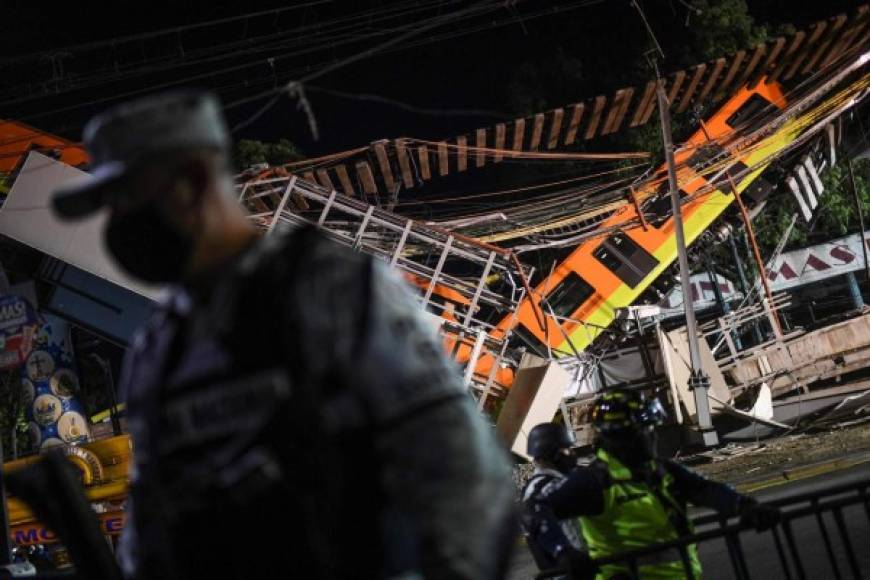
left=499, top=81, right=789, bottom=353
left=0, top=120, right=88, bottom=190
left=444, top=79, right=806, bottom=389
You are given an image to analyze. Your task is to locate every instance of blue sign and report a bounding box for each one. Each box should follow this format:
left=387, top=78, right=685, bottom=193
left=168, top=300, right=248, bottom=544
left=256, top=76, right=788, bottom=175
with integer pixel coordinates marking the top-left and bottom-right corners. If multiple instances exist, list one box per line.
left=22, top=315, right=90, bottom=452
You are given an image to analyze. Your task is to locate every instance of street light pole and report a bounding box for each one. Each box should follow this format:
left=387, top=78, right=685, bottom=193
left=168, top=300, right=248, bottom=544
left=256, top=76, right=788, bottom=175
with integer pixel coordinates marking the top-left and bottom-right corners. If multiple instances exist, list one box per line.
left=656, top=80, right=719, bottom=447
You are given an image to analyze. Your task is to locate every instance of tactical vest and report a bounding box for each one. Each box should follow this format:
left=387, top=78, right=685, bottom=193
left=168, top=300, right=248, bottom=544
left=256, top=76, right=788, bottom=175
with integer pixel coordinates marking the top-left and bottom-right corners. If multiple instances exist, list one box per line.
left=580, top=449, right=702, bottom=580
left=123, top=226, right=381, bottom=579
left=522, top=470, right=584, bottom=572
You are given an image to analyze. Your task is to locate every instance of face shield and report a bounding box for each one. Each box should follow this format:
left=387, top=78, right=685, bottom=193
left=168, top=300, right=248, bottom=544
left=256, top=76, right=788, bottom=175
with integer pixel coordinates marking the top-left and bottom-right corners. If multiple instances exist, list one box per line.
left=594, top=394, right=667, bottom=464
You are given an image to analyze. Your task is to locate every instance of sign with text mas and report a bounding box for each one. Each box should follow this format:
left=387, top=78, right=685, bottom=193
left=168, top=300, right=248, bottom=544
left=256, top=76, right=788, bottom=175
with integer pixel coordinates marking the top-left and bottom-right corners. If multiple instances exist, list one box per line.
left=767, top=232, right=870, bottom=292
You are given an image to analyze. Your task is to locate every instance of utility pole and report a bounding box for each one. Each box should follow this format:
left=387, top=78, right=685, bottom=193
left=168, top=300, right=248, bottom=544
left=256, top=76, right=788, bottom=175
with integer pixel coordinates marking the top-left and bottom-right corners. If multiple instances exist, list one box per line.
left=656, top=80, right=719, bottom=447
left=634, top=0, right=716, bottom=445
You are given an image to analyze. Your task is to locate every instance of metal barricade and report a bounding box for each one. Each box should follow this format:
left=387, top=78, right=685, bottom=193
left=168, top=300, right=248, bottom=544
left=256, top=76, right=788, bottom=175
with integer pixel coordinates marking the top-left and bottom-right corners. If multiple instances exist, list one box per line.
left=535, top=477, right=870, bottom=579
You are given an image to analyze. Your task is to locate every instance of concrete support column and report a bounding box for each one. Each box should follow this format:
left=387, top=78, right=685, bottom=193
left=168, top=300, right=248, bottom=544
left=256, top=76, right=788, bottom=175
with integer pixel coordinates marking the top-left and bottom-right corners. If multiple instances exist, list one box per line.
left=846, top=271, right=864, bottom=310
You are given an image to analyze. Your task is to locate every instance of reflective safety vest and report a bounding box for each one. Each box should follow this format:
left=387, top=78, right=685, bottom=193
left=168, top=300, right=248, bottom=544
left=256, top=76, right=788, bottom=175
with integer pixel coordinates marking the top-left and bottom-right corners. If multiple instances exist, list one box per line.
left=579, top=449, right=702, bottom=579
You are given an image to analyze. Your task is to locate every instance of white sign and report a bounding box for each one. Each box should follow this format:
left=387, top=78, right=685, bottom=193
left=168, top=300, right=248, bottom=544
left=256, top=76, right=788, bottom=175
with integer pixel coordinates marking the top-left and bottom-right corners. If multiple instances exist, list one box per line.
left=767, top=232, right=869, bottom=291
left=0, top=152, right=162, bottom=300
left=659, top=273, right=741, bottom=315
left=0, top=298, right=28, bottom=331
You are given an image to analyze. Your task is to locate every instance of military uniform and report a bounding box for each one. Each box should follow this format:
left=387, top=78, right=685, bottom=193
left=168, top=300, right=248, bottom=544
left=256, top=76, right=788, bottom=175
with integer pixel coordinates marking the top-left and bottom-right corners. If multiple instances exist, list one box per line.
left=117, top=226, right=516, bottom=580
left=521, top=467, right=585, bottom=577
left=526, top=447, right=747, bottom=579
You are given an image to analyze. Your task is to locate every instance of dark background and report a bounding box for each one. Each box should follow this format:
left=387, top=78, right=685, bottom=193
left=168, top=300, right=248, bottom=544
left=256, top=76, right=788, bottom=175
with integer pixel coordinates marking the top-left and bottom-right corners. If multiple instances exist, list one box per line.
left=0, top=0, right=862, bottom=156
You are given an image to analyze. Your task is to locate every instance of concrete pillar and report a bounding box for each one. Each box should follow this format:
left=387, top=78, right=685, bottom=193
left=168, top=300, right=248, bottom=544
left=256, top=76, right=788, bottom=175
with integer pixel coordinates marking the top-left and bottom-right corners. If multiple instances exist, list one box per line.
left=847, top=271, right=864, bottom=310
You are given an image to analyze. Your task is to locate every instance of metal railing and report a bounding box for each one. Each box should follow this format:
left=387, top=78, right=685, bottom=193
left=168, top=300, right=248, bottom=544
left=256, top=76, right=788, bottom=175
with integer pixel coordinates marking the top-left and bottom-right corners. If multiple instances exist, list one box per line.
left=238, top=175, right=528, bottom=318
left=536, top=477, right=870, bottom=579
left=236, top=173, right=530, bottom=397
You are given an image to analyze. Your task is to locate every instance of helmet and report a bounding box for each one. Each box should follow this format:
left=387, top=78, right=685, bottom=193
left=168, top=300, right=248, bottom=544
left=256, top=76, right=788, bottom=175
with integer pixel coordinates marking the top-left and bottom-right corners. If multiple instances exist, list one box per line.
left=591, top=390, right=666, bottom=435
left=526, top=423, right=574, bottom=459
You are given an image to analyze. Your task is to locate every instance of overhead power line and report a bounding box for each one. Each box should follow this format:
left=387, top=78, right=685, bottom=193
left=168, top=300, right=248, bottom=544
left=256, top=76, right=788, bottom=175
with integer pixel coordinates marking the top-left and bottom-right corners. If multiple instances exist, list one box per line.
left=0, top=0, right=457, bottom=107
left=0, top=1, right=333, bottom=68
left=2, top=1, right=598, bottom=133
left=304, top=85, right=510, bottom=119
left=228, top=0, right=510, bottom=133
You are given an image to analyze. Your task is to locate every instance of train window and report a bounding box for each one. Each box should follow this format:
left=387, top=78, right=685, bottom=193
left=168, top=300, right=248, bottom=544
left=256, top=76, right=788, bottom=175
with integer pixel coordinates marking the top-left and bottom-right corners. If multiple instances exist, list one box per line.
left=610, top=233, right=641, bottom=258
left=593, top=233, right=659, bottom=288
left=544, top=271, right=596, bottom=319
left=637, top=274, right=678, bottom=305
left=685, top=144, right=725, bottom=171
left=715, top=160, right=749, bottom=194
left=644, top=185, right=689, bottom=227
left=644, top=196, right=670, bottom=227
left=512, top=323, right=550, bottom=358
left=594, top=246, right=623, bottom=273
left=743, top=176, right=773, bottom=205
left=725, top=93, right=774, bottom=129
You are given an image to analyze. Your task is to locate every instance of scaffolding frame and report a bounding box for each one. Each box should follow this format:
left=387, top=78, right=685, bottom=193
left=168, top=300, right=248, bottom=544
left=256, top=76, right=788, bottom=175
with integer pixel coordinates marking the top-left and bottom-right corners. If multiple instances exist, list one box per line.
left=236, top=174, right=529, bottom=397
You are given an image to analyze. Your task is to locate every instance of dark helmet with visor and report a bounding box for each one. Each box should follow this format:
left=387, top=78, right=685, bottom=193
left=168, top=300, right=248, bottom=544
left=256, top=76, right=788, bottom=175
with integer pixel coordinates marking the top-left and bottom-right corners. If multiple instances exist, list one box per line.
left=527, top=422, right=574, bottom=460
left=592, top=390, right=666, bottom=436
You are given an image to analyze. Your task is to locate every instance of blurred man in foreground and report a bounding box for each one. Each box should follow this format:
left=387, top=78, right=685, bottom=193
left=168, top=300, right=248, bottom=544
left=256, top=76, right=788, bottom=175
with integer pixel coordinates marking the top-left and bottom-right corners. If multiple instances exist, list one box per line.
left=52, top=91, right=515, bottom=579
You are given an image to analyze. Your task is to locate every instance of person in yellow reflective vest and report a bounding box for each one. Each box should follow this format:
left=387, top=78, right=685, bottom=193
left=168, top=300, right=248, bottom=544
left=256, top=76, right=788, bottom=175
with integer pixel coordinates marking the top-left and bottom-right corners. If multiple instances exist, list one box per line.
left=524, top=390, right=780, bottom=579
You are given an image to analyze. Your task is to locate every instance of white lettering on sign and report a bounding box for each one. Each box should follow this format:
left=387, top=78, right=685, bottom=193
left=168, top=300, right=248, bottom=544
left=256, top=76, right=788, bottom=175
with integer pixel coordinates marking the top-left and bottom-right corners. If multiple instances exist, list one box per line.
left=767, top=232, right=870, bottom=291
left=0, top=299, right=27, bottom=331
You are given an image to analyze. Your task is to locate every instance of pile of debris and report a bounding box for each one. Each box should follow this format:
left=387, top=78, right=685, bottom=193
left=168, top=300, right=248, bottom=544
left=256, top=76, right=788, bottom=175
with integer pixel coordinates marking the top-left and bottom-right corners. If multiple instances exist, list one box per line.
left=690, top=420, right=870, bottom=486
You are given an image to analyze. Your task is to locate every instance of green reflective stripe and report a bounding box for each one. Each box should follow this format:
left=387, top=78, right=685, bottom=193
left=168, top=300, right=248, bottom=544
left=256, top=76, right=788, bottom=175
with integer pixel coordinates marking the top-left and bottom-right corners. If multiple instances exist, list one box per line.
left=580, top=449, right=702, bottom=579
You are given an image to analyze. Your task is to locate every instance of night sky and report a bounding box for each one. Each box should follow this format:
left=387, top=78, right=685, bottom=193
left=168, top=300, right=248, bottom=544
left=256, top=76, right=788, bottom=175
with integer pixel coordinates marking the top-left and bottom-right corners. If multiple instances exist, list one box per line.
left=0, top=0, right=863, bottom=157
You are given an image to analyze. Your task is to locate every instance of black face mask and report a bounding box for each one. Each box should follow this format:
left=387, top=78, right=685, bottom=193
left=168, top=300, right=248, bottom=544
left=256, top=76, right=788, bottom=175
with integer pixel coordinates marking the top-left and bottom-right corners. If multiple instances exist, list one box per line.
left=105, top=202, right=194, bottom=283
left=601, top=427, right=658, bottom=468
left=551, top=449, right=578, bottom=474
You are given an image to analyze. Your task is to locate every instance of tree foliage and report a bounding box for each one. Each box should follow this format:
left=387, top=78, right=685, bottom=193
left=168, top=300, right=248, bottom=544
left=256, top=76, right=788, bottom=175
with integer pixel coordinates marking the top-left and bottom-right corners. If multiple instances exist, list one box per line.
left=507, top=48, right=585, bottom=118
left=233, top=138, right=303, bottom=171
left=505, top=0, right=865, bottom=267
left=678, top=0, right=768, bottom=63
left=754, top=159, right=870, bottom=254
left=0, top=370, right=31, bottom=459
left=506, top=0, right=769, bottom=129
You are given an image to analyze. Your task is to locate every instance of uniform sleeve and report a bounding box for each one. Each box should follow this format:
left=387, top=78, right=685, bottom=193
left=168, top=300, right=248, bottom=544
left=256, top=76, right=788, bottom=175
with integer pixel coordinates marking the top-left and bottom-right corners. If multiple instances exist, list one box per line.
left=116, top=495, right=138, bottom=578
left=521, top=476, right=584, bottom=563
left=114, top=321, right=157, bottom=579
left=522, top=467, right=605, bottom=561
left=361, top=262, right=517, bottom=579
left=663, top=460, right=746, bottom=516
left=299, top=249, right=516, bottom=580
left=532, top=466, right=607, bottom=519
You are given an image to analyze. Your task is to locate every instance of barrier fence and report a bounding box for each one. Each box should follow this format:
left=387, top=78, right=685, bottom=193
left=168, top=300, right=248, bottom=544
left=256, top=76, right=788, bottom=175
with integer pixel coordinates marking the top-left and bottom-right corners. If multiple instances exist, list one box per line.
left=536, top=477, right=870, bottom=579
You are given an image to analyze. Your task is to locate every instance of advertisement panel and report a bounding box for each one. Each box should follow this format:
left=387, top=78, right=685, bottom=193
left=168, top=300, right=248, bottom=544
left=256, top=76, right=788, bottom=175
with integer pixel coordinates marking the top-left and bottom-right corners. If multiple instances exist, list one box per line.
left=23, top=315, right=90, bottom=452
left=0, top=295, right=39, bottom=370
left=767, top=232, right=870, bottom=291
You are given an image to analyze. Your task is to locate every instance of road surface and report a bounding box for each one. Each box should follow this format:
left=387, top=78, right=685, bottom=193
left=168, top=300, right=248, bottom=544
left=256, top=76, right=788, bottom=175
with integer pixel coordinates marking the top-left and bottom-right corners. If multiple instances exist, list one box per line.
left=509, top=462, right=870, bottom=579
